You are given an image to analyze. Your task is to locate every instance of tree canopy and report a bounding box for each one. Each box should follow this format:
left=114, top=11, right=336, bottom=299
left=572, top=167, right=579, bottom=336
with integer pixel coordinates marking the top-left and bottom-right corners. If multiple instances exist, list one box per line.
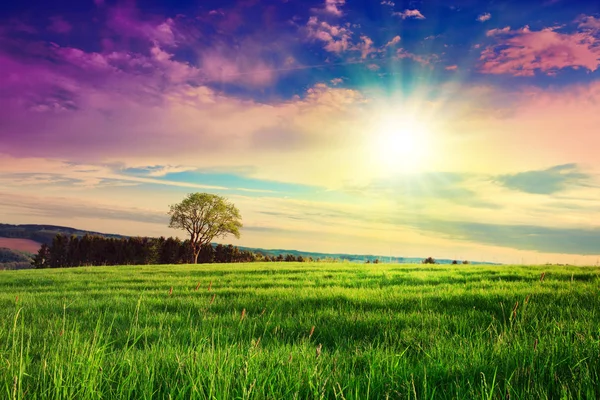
left=168, top=193, right=242, bottom=264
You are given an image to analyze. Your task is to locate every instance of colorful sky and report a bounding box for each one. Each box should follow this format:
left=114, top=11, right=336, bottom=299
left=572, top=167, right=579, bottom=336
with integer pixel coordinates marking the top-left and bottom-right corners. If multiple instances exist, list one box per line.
left=1, top=0, right=600, bottom=264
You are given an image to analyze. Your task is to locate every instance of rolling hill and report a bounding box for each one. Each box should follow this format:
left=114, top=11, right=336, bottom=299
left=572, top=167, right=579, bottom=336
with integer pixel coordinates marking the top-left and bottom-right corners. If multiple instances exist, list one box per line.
left=0, top=223, right=495, bottom=266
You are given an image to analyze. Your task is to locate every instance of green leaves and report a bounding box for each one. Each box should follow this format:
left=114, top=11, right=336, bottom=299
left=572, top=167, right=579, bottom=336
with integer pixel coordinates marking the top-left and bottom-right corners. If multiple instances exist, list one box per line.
left=168, top=193, right=242, bottom=263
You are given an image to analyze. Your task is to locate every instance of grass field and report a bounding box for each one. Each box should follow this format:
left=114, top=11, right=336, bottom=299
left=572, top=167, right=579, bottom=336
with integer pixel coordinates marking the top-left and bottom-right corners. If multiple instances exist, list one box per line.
left=1, top=262, right=599, bottom=399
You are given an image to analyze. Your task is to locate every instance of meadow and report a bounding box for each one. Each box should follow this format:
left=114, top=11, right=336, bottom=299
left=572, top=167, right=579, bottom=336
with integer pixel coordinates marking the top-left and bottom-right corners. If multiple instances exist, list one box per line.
left=1, top=262, right=599, bottom=399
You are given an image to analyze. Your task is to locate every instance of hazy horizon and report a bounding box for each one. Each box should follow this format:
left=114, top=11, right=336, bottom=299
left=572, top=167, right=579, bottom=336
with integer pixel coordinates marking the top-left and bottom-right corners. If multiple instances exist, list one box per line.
left=2, top=0, right=600, bottom=264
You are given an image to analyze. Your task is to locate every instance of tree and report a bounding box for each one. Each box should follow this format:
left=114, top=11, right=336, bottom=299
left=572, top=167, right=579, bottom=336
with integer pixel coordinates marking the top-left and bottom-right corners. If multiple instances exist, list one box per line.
left=32, top=244, right=51, bottom=268
left=422, top=257, right=436, bottom=264
left=168, top=193, right=242, bottom=264
left=49, top=234, right=69, bottom=268
left=198, top=243, right=215, bottom=263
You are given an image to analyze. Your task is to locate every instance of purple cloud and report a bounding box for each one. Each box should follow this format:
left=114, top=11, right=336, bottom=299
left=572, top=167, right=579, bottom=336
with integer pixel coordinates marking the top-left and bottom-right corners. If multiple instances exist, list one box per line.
left=48, top=16, right=72, bottom=34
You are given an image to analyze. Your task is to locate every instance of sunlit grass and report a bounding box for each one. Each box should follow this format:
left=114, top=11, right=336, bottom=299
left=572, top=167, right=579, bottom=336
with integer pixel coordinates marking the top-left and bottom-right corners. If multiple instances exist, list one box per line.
left=1, top=263, right=599, bottom=399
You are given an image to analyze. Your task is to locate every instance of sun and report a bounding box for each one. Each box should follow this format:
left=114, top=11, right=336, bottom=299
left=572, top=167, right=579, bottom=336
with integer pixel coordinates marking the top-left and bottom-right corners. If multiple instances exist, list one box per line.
left=369, top=114, right=433, bottom=175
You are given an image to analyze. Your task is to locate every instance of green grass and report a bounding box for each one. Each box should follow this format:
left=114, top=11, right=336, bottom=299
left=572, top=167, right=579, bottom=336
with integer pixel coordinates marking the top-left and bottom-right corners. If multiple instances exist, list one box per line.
left=1, top=262, right=599, bottom=399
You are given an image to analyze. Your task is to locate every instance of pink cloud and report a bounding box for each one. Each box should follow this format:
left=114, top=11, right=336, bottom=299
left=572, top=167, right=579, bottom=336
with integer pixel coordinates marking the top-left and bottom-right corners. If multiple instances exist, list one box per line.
left=392, top=10, right=425, bottom=20
left=0, top=22, right=368, bottom=170
left=578, top=15, right=600, bottom=32
left=356, top=36, right=375, bottom=59
left=480, top=26, right=600, bottom=76
left=445, top=65, right=458, bottom=71
left=324, top=0, right=345, bottom=16
left=385, top=35, right=401, bottom=47
left=199, top=48, right=277, bottom=87
left=48, top=16, right=72, bottom=34
left=305, top=18, right=381, bottom=59
left=477, top=13, right=491, bottom=22
left=395, top=48, right=435, bottom=66
left=306, top=16, right=353, bottom=53
left=486, top=26, right=511, bottom=36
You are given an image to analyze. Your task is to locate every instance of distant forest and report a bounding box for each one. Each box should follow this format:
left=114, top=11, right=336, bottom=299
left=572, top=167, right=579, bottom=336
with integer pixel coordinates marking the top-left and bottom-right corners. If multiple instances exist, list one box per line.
left=0, top=223, right=483, bottom=269
left=32, top=234, right=312, bottom=269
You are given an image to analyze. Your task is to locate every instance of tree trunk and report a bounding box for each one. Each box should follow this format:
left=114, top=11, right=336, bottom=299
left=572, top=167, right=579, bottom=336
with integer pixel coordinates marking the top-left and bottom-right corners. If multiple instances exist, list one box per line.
left=193, top=250, right=200, bottom=264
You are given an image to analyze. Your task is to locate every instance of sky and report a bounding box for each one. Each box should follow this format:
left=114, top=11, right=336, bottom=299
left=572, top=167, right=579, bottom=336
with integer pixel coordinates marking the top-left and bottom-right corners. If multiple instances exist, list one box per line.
left=1, top=0, right=600, bottom=264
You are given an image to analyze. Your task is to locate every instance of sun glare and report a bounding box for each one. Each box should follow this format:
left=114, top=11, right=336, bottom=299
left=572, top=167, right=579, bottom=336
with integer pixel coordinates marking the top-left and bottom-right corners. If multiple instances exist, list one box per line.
left=370, top=115, right=432, bottom=175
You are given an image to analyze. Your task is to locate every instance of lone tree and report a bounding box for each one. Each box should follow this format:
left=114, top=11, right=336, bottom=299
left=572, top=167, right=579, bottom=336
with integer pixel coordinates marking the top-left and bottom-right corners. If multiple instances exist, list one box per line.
left=168, top=193, right=242, bottom=264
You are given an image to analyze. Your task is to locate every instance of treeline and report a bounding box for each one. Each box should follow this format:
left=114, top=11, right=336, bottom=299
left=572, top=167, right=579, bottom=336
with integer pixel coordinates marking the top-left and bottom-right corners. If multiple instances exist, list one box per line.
left=32, top=234, right=312, bottom=268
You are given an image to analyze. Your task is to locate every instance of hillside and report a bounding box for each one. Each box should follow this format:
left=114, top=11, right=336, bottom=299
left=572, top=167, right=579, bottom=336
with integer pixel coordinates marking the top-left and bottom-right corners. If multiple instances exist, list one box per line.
left=0, top=237, right=41, bottom=253
left=0, top=247, right=34, bottom=270
left=0, top=223, right=495, bottom=265
left=0, top=223, right=126, bottom=246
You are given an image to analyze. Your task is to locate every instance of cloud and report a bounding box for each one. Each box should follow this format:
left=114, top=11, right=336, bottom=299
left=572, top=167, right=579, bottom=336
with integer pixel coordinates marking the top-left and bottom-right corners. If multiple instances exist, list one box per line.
left=48, top=16, right=72, bottom=34
left=306, top=16, right=353, bottom=53
left=578, top=15, right=600, bottom=32
left=133, top=165, right=198, bottom=177
left=199, top=46, right=279, bottom=87
left=385, top=35, right=401, bottom=47
left=106, top=5, right=176, bottom=46
left=305, top=17, right=378, bottom=58
left=366, top=63, right=380, bottom=71
left=445, top=65, right=458, bottom=71
left=496, top=164, right=592, bottom=194
left=344, top=172, right=500, bottom=209
left=486, top=26, right=511, bottom=36
left=356, top=35, right=375, bottom=59
left=380, top=1, right=395, bottom=6
left=395, top=48, right=436, bottom=66
left=416, top=220, right=600, bottom=255
left=392, top=10, right=426, bottom=20
left=0, top=23, right=371, bottom=188
left=477, top=13, right=491, bottom=22
left=480, top=25, right=600, bottom=76
left=324, top=0, right=345, bottom=16
left=0, top=192, right=168, bottom=226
